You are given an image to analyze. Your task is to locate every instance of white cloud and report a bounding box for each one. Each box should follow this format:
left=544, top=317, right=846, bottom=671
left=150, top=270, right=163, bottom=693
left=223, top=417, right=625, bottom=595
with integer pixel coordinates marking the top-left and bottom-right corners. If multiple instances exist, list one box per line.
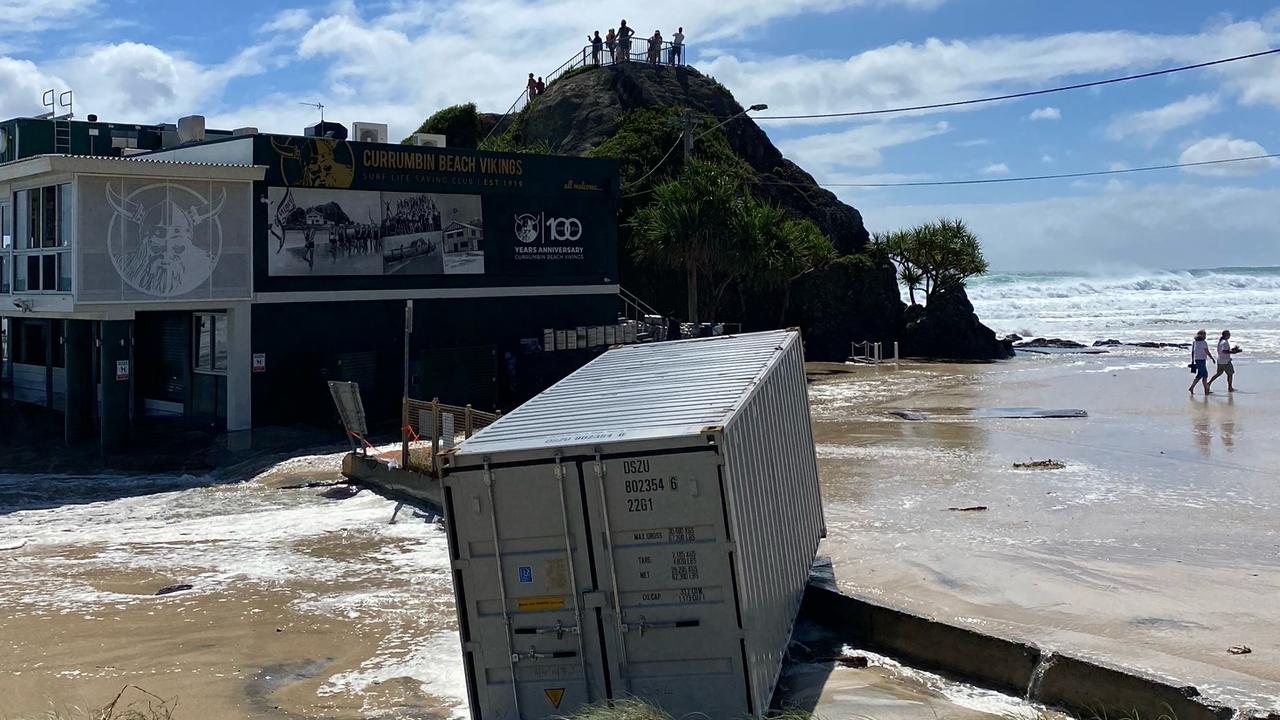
left=981, top=162, right=1010, bottom=176
left=1105, top=94, right=1219, bottom=146
left=702, top=17, right=1280, bottom=124
left=866, top=183, right=1280, bottom=270
left=0, top=0, right=93, bottom=32
left=1109, top=161, right=1130, bottom=171
left=1028, top=106, right=1060, bottom=121
left=1041, top=154, right=1054, bottom=163
left=1178, top=136, right=1280, bottom=176
left=778, top=120, right=950, bottom=172
left=261, top=8, right=313, bottom=34
left=956, top=138, right=989, bottom=147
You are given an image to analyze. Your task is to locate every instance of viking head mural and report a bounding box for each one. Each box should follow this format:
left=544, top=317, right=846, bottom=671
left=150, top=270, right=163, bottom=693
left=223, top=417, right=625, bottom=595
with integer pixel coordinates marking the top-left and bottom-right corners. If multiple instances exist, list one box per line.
left=271, top=136, right=355, bottom=188
left=107, top=183, right=225, bottom=297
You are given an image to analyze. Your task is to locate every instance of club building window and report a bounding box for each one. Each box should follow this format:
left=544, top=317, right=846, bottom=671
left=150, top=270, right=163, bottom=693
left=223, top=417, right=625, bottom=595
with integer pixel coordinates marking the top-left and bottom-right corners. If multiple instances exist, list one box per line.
left=11, top=184, right=72, bottom=293
left=194, top=312, right=228, bottom=374
left=1, top=201, right=10, bottom=294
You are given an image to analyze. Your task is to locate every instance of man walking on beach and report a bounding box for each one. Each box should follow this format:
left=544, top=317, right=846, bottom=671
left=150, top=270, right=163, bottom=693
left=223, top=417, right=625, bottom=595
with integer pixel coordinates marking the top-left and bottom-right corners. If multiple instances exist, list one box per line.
left=1188, top=329, right=1215, bottom=395
left=1207, top=330, right=1240, bottom=393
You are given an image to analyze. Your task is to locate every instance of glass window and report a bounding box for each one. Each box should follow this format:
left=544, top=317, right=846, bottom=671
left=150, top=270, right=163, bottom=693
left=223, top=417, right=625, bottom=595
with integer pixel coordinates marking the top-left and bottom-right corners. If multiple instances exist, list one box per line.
left=26, top=188, right=41, bottom=249
left=15, top=190, right=29, bottom=249
left=1, top=202, right=10, bottom=249
left=194, top=313, right=229, bottom=374
left=40, top=254, right=55, bottom=291
left=0, top=256, right=8, bottom=294
left=196, top=314, right=213, bottom=371
left=58, top=184, right=71, bottom=248
left=57, top=253, right=71, bottom=292
left=41, top=186, right=57, bottom=248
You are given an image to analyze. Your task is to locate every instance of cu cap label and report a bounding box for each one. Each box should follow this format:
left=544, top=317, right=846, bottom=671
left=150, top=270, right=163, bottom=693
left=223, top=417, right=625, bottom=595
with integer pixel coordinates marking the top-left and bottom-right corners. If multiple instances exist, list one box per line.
left=518, top=566, right=533, bottom=584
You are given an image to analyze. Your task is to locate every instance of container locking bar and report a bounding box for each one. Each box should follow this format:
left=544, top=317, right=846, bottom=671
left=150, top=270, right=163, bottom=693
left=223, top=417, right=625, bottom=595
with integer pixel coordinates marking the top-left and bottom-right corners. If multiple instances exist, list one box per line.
left=513, top=620, right=580, bottom=639
left=483, top=459, right=523, bottom=718
left=511, top=646, right=580, bottom=662
left=554, top=453, right=592, bottom=697
left=630, top=616, right=702, bottom=636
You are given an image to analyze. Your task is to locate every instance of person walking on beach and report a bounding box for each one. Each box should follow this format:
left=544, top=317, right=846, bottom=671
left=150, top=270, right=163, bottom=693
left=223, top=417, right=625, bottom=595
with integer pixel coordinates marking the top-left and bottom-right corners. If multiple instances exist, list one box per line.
left=589, top=31, right=603, bottom=65
left=1188, top=329, right=1216, bottom=395
left=617, top=20, right=634, bottom=62
left=605, top=29, right=616, bottom=63
left=670, top=27, right=684, bottom=65
left=648, top=30, right=663, bottom=64
left=1207, top=330, right=1241, bottom=393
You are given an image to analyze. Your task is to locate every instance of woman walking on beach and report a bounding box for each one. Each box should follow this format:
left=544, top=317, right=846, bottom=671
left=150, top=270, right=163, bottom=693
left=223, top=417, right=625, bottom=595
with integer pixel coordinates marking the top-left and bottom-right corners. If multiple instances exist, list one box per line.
left=1207, top=330, right=1240, bottom=393
left=1188, top=329, right=1216, bottom=395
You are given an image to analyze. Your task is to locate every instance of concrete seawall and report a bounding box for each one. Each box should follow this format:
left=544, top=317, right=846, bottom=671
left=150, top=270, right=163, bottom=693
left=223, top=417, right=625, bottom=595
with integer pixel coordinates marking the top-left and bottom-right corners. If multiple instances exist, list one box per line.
left=799, top=585, right=1262, bottom=720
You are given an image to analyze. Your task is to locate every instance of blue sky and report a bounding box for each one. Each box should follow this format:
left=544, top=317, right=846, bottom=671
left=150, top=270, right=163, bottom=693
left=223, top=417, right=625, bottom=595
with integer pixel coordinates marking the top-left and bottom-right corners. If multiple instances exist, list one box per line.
left=2, top=0, right=1278, bottom=270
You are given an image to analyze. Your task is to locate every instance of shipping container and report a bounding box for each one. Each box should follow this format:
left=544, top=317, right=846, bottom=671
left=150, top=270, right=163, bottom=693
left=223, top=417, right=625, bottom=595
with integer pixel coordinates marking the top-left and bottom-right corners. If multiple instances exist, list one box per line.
left=440, top=330, right=824, bottom=720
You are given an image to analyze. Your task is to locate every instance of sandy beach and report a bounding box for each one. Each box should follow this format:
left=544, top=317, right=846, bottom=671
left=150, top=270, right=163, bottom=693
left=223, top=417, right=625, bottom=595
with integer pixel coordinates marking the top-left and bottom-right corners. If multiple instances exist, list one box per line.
left=810, top=348, right=1280, bottom=712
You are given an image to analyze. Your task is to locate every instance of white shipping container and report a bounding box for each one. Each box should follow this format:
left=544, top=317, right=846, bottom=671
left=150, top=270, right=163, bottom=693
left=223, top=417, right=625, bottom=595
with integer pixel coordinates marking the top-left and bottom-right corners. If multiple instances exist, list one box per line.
left=440, top=330, right=824, bottom=720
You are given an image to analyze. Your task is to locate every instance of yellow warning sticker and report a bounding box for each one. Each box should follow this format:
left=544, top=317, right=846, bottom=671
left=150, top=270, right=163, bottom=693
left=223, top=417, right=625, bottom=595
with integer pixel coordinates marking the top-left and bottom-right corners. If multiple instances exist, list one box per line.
left=545, top=688, right=566, bottom=708
left=516, top=595, right=566, bottom=613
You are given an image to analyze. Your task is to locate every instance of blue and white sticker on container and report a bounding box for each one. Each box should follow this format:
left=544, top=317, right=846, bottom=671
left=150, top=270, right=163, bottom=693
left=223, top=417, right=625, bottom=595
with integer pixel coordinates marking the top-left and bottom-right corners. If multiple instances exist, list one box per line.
left=518, top=566, right=534, bottom=584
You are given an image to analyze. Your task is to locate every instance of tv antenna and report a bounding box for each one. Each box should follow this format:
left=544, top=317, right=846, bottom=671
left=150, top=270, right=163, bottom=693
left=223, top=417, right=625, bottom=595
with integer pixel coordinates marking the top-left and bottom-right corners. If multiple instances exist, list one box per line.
left=299, top=101, right=325, bottom=125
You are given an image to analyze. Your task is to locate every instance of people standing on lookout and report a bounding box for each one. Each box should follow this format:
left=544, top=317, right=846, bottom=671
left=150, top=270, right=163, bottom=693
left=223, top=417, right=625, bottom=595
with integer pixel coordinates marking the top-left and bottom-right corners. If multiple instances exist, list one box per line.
left=605, top=29, right=617, bottom=63
left=1188, top=329, right=1216, bottom=395
left=670, top=27, right=684, bottom=65
left=1208, top=330, right=1241, bottom=393
left=617, top=20, right=634, bottom=62
left=590, top=31, right=603, bottom=65
left=535, top=76, right=546, bottom=96
left=526, top=73, right=537, bottom=100
left=648, top=30, right=663, bottom=64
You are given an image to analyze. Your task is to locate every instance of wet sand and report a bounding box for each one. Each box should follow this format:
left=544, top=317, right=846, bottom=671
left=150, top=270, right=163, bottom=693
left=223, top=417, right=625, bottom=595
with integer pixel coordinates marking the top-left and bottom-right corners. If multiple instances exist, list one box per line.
left=810, top=350, right=1280, bottom=713
left=0, top=454, right=466, bottom=719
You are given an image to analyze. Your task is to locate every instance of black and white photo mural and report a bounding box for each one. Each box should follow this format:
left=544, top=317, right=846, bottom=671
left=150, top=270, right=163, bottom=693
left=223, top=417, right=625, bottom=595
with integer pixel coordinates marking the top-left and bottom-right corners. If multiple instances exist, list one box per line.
left=266, top=187, right=484, bottom=276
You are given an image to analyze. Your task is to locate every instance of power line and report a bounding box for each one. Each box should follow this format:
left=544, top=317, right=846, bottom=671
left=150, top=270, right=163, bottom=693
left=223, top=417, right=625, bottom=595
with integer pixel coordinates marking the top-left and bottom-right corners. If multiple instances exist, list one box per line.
left=750, top=48, right=1280, bottom=121
left=759, top=153, right=1280, bottom=188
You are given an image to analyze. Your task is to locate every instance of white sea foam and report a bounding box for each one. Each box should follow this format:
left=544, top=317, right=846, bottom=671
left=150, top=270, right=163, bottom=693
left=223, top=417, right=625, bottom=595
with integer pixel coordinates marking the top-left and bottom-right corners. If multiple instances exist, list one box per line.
left=958, top=267, right=1280, bottom=354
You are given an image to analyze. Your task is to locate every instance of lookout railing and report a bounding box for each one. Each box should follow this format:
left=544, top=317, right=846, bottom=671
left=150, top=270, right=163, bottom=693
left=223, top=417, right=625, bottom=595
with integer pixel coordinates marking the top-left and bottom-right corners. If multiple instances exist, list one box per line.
left=485, top=40, right=690, bottom=143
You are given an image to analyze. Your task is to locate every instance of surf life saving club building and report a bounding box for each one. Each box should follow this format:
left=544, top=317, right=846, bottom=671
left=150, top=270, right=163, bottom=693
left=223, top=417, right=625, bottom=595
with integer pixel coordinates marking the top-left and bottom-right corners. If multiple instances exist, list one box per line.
left=0, top=116, right=619, bottom=449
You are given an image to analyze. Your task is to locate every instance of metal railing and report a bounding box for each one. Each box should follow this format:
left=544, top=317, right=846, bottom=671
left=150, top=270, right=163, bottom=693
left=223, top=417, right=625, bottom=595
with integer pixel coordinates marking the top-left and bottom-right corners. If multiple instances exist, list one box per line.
left=401, top=397, right=500, bottom=474
left=488, top=39, right=691, bottom=135
left=619, top=286, right=662, bottom=324
left=851, top=341, right=900, bottom=364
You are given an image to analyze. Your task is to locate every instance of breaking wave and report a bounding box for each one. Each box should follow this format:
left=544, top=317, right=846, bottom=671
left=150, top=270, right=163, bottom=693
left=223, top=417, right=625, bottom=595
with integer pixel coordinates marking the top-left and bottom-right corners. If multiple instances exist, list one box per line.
left=960, top=267, right=1280, bottom=353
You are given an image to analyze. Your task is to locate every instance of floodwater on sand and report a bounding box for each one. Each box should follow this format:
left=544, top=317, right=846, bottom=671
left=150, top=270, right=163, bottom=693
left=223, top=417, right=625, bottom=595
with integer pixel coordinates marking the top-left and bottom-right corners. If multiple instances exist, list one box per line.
left=812, top=350, right=1280, bottom=714
left=0, top=452, right=469, bottom=719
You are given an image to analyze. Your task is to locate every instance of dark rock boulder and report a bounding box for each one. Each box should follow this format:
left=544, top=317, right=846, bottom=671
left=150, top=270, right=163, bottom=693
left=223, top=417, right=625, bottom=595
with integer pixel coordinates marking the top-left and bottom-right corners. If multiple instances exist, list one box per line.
left=903, top=284, right=1013, bottom=360
left=785, top=256, right=904, bottom=362
left=1016, top=338, right=1086, bottom=349
left=1094, top=339, right=1122, bottom=347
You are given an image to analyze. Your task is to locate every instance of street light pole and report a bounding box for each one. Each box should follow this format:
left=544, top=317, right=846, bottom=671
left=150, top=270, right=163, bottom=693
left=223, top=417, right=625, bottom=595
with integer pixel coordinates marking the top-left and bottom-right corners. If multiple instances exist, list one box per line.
left=679, top=103, right=767, bottom=338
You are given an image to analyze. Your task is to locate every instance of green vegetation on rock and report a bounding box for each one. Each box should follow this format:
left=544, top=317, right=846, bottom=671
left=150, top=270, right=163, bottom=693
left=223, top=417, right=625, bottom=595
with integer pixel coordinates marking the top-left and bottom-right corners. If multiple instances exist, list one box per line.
left=404, top=102, right=483, bottom=148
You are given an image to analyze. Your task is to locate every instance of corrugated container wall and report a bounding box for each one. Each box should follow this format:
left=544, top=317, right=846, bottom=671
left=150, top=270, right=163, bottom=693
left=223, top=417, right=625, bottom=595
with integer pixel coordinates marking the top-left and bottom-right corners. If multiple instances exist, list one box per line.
left=441, top=330, right=824, bottom=720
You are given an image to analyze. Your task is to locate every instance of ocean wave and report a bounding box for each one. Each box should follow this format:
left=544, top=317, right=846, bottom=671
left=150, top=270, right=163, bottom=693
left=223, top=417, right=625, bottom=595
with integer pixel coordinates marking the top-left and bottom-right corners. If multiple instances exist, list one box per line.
left=969, top=268, right=1280, bottom=301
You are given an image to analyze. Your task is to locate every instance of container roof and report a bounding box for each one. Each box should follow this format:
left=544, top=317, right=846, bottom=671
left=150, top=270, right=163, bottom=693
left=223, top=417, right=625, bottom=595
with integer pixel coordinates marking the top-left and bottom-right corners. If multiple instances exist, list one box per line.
left=458, top=329, right=798, bottom=456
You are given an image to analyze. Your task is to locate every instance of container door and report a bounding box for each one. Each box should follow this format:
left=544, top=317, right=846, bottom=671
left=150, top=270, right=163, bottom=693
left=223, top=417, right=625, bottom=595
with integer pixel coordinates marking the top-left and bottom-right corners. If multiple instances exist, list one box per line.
left=444, top=459, right=607, bottom=720
left=583, top=449, right=752, bottom=718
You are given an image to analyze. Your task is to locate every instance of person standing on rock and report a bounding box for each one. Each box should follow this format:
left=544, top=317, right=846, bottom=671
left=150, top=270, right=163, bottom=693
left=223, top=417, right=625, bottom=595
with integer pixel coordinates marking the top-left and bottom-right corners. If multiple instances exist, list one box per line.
left=648, top=30, right=663, bottom=64
left=526, top=73, right=537, bottom=101
left=1207, top=330, right=1241, bottom=393
left=670, top=27, right=684, bottom=65
left=617, top=20, right=634, bottom=62
left=605, top=29, right=617, bottom=63
left=535, top=76, right=546, bottom=96
left=589, top=31, right=603, bottom=65
left=1188, top=329, right=1216, bottom=395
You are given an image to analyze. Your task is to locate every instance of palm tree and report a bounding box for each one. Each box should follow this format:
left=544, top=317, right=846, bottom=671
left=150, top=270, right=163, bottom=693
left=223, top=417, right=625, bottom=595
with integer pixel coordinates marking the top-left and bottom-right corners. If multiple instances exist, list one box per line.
left=630, top=160, right=750, bottom=330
